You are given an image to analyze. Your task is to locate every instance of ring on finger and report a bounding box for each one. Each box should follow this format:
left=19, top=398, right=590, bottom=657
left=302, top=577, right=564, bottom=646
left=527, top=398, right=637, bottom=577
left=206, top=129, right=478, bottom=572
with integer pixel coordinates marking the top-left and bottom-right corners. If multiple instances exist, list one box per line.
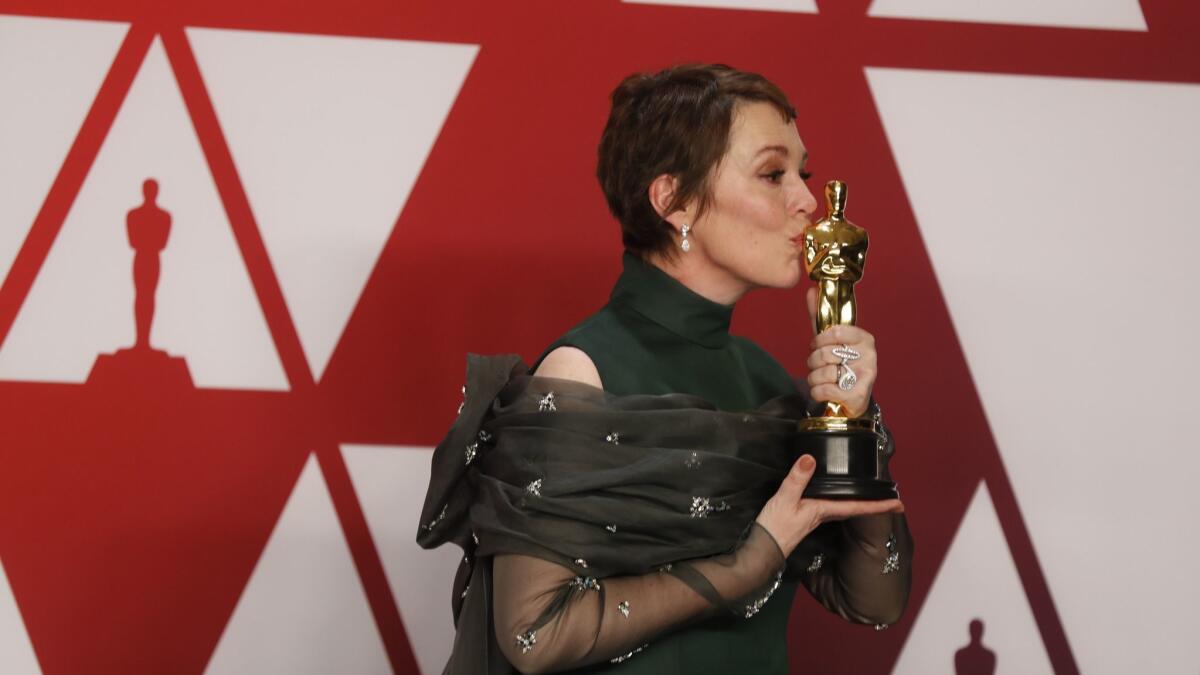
left=831, top=344, right=860, bottom=362
left=837, top=362, right=857, bottom=391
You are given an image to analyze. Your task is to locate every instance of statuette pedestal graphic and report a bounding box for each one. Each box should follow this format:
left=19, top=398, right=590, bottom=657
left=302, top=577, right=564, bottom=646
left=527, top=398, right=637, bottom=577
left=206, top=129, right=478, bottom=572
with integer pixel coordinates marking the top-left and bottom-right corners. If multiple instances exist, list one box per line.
left=88, top=178, right=193, bottom=389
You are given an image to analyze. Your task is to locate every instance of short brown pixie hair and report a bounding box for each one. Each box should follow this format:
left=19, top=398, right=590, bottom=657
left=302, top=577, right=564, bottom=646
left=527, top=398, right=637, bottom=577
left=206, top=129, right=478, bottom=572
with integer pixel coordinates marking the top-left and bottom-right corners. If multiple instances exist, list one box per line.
left=597, top=64, right=797, bottom=258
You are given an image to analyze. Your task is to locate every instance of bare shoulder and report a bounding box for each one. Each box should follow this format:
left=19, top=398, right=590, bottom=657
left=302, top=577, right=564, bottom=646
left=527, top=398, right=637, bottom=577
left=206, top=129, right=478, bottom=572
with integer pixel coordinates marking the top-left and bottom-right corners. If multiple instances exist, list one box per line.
left=534, top=346, right=603, bottom=388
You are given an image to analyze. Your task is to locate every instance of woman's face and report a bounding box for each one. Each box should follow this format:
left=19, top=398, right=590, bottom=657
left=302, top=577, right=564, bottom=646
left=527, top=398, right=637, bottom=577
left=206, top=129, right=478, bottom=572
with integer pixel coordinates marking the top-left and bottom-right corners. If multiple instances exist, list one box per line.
left=687, top=101, right=818, bottom=296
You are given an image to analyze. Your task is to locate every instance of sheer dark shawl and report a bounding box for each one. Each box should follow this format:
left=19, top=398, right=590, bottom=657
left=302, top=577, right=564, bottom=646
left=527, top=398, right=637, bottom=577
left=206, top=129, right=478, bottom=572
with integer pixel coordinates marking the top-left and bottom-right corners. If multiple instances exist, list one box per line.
left=416, top=354, right=886, bottom=673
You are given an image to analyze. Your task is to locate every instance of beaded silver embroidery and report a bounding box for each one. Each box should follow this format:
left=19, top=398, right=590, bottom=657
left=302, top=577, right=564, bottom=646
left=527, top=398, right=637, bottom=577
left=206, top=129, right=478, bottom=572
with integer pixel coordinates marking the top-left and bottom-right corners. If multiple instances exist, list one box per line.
left=807, top=553, right=824, bottom=573
left=422, top=504, right=447, bottom=531
left=689, top=496, right=730, bottom=518
left=605, top=524, right=618, bottom=533
left=657, top=563, right=673, bottom=573
left=684, top=451, right=702, bottom=469
left=574, top=558, right=589, bottom=569
left=605, top=432, right=620, bottom=444
left=882, top=534, right=900, bottom=575
left=610, top=644, right=648, bottom=664
left=464, top=441, right=478, bottom=465
left=472, top=532, right=479, bottom=545
left=526, top=479, right=543, bottom=497
left=457, top=385, right=466, bottom=415
left=618, top=600, right=630, bottom=618
left=873, top=406, right=892, bottom=456
left=516, top=630, right=537, bottom=654
left=461, top=584, right=470, bottom=599
left=874, top=623, right=889, bottom=631
left=743, top=570, right=784, bottom=618
left=478, top=428, right=493, bottom=443
left=538, top=392, right=557, bottom=412
left=569, top=576, right=600, bottom=592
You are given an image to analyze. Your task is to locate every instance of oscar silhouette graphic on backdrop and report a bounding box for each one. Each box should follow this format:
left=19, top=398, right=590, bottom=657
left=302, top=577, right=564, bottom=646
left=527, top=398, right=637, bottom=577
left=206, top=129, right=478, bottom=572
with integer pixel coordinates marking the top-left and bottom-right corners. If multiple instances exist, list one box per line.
left=88, top=178, right=193, bottom=388
left=955, top=618, right=997, bottom=675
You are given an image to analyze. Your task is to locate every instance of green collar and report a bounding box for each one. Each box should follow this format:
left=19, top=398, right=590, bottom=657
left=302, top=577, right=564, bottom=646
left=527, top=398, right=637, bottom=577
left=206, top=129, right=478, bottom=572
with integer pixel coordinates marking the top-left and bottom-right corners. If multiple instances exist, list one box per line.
left=610, top=253, right=734, bottom=349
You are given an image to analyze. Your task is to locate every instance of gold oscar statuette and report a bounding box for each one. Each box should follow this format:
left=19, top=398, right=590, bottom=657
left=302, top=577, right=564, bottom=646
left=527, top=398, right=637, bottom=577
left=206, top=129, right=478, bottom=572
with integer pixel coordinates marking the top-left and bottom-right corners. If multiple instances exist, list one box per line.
left=796, top=180, right=898, bottom=500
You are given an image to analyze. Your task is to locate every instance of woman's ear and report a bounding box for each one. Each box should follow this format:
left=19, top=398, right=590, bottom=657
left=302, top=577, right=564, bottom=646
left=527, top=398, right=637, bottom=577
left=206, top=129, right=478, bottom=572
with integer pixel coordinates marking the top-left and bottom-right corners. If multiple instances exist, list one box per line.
left=648, top=173, right=688, bottom=230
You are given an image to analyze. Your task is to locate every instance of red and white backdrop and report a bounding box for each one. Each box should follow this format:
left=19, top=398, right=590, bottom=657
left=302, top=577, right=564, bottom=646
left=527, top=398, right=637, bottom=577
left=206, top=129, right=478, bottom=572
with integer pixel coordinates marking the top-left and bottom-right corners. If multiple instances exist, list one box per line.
left=1, top=0, right=1196, bottom=673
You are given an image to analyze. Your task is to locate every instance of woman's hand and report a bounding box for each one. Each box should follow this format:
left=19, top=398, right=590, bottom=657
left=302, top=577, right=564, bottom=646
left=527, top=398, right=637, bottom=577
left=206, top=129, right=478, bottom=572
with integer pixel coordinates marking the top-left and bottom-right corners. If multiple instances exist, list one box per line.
left=755, top=455, right=904, bottom=557
left=805, top=287, right=876, bottom=417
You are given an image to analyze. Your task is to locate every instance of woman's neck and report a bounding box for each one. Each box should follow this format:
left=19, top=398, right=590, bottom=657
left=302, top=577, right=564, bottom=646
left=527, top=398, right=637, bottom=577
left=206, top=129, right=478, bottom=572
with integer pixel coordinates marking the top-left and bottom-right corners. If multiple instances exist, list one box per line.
left=644, top=251, right=751, bottom=306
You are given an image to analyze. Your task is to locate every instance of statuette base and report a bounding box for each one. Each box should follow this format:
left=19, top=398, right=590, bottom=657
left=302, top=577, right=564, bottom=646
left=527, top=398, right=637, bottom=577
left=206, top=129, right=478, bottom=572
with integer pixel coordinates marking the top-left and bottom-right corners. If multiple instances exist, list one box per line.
left=796, top=420, right=898, bottom=500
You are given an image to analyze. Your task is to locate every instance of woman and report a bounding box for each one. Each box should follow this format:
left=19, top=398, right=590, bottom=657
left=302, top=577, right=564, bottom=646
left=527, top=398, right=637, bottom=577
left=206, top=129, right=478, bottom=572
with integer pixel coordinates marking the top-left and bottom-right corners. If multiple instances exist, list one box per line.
left=419, top=64, right=912, bottom=674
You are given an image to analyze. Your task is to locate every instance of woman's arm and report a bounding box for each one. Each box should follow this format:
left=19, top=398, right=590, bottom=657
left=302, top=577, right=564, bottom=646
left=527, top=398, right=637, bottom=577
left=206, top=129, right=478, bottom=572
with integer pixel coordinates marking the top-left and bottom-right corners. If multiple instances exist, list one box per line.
left=534, top=346, right=602, bottom=388
left=492, top=523, right=786, bottom=674
left=496, top=347, right=784, bottom=672
left=798, top=513, right=913, bottom=627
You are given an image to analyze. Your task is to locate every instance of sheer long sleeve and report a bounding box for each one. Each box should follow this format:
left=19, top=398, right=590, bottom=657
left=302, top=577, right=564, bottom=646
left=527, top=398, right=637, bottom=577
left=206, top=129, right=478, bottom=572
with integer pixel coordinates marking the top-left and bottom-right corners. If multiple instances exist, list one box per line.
left=791, top=512, right=913, bottom=627
left=492, top=522, right=785, bottom=674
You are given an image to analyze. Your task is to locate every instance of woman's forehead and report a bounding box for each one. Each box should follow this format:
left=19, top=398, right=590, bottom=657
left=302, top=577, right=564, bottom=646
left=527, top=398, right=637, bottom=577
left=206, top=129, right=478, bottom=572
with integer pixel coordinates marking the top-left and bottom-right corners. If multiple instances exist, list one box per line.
left=729, top=102, right=806, bottom=161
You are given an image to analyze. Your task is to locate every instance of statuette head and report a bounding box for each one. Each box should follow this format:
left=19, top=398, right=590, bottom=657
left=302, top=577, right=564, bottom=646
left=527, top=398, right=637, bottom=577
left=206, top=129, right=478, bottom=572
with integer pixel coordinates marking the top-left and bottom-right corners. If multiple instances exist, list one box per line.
left=825, top=180, right=847, bottom=220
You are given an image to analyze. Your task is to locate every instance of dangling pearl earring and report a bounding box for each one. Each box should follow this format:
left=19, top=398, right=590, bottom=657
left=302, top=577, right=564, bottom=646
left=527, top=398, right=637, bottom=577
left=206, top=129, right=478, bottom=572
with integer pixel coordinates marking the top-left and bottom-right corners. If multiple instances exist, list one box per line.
left=681, top=223, right=691, bottom=252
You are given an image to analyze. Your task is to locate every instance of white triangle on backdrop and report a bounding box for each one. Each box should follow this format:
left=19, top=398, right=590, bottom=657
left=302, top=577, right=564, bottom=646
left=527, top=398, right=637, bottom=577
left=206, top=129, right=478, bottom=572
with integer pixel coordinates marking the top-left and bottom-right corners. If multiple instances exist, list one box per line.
left=0, top=15, right=127, bottom=294
left=869, top=67, right=1200, bottom=674
left=0, top=38, right=288, bottom=390
left=342, top=444, right=461, bottom=675
left=892, top=481, right=1052, bottom=675
left=623, top=0, right=817, bottom=13
left=204, top=453, right=391, bottom=675
left=0, top=557, right=42, bottom=675
left=186, top=28, right=479, bottom=382
left=868, top=0, right=1146, bottom=31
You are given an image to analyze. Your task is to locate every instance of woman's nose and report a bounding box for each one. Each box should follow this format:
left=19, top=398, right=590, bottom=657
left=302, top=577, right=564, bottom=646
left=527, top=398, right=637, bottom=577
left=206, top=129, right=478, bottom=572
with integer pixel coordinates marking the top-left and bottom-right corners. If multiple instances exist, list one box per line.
left=791, top=179, right=819, bottom=218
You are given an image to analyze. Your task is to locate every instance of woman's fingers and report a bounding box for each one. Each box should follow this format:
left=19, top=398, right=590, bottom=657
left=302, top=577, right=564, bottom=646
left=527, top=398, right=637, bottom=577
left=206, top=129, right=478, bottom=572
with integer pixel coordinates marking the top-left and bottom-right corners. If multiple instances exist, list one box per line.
left=806, top=364, right=840, bottom=389
left=810, top=498, right=904, bottom=524
left=805, top=332, right=877, bottom=417
left=808, top=344, right=872, bottom=370
left=809, top=362, right=875, bottom=390
left=807, top=353, right=875, bottom=382
left=811, top=324, right=875, bottom=350
left=806, top=287, right=819, bottom=332
left=759, top=458, right=903, bottom=556
left=806, top=346, right=839, bottom=369
left=809, top=383, right=870, bottom=416
left=756, top=455, right=821, bottom=555
left=781, top=455, right=817, bottom=500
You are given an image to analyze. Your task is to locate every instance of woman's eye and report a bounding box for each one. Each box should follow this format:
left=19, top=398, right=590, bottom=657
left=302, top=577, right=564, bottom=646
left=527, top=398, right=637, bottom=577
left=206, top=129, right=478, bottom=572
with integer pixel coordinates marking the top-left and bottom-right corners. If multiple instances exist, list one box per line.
left=762, top=170, right=786, bottom=183
left=800, top=170, right=813, bottom=181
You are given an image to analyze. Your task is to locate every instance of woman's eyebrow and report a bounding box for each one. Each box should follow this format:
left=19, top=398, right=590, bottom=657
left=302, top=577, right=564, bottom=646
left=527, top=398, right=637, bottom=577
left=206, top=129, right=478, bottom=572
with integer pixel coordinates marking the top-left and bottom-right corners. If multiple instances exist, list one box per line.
left=754, top=144, right=790, bottom=158
left=753, top=147, right=809, bottom=167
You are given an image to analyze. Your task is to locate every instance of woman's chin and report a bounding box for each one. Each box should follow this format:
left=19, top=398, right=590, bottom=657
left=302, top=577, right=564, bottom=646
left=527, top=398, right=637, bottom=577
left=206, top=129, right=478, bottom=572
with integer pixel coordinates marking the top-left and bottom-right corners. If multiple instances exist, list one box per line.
left=772, top=262, right=805, bottom=289
left=752, top=270, right=803, bottom=291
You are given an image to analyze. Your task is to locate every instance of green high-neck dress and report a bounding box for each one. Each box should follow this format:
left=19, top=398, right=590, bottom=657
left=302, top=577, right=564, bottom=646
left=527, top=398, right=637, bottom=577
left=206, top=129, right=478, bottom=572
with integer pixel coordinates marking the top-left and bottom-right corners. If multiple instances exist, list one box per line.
left=534, top=253, right=801, bottom=674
